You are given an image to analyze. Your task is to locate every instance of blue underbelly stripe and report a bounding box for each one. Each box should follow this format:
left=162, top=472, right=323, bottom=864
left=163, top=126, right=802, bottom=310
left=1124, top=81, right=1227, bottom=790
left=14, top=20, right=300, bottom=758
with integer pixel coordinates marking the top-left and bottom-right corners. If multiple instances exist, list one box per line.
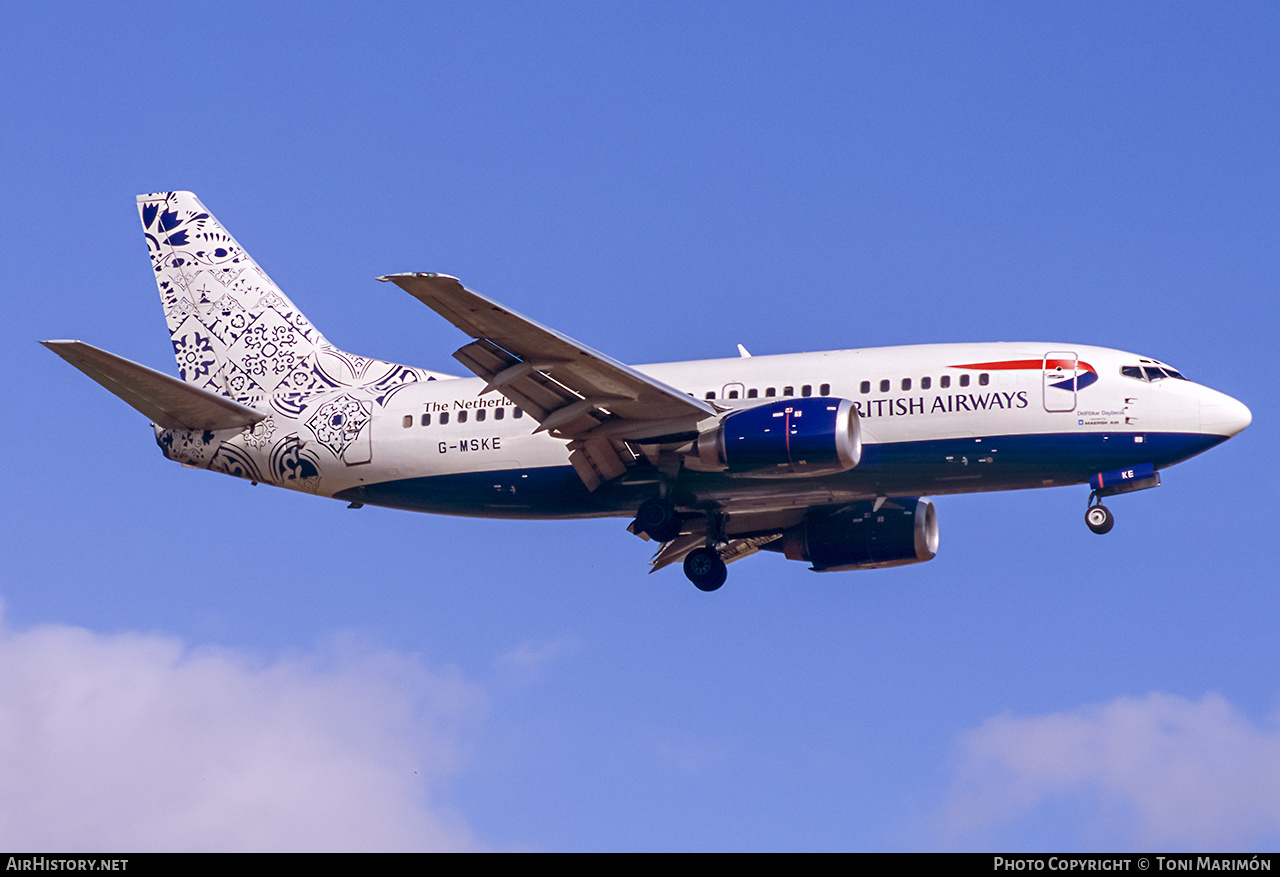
left=335, top=431, right=1226, bottom=518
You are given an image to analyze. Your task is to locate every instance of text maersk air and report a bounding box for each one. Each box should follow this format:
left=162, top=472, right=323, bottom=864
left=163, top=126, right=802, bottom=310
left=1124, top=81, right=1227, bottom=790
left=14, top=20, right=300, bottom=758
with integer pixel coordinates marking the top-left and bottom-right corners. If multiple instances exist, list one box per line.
left=853, top=390, right=1030, bottom=419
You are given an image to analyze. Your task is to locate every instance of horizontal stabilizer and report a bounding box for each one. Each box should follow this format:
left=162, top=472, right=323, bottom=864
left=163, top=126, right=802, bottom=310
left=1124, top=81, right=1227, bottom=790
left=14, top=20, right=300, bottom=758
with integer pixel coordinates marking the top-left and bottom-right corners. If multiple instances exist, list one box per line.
left=41, top=340, right=266, bottom=431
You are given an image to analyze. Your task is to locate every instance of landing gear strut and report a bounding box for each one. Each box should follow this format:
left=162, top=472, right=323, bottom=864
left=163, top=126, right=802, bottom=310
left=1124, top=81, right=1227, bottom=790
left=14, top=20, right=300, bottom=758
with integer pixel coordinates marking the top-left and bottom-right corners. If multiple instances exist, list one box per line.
left=1085, top=496, right=1114, bottom=535
left=683, top=546, right=727, bottom=591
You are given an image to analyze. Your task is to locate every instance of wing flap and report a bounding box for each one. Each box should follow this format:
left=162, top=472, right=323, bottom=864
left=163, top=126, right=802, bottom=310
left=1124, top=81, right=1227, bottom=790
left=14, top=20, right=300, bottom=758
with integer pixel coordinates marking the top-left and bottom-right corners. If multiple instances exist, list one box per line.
left=453, top=338, right=573, bottom=422
left=42, top=340, right=265, bottom=431
left=648, top=534, right=779, bottom=573
left=568, top=437, right=634, bottom=491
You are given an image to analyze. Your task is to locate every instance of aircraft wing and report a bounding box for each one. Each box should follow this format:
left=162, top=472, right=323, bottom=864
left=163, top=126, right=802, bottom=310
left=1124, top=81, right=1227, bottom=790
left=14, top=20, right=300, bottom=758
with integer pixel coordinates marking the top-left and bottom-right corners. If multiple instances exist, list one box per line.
left=381, top=273, right=718, bottom=489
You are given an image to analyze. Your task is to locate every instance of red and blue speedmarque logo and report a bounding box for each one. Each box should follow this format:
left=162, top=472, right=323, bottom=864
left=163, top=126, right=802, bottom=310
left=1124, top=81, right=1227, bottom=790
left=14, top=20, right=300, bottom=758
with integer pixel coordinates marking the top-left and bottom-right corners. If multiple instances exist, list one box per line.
left=951, top=358, right=1099, bottom=392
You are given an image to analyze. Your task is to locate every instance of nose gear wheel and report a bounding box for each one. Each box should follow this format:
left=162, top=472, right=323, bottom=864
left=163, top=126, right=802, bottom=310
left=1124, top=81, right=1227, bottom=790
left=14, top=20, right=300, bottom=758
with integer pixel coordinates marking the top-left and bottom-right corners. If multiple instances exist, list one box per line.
left=1085, top=500, right=1114, bottom=535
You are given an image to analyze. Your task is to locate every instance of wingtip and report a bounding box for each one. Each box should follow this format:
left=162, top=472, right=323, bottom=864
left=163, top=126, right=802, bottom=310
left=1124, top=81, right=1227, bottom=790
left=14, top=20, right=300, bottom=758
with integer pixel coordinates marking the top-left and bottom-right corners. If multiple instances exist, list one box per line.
left=378, top=272, right=462, bottom=284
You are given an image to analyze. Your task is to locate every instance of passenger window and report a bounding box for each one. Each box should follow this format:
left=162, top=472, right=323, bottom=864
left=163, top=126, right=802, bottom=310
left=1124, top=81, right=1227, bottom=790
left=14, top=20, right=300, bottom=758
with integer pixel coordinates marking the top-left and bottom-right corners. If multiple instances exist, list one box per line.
left=783, top=386, right=794, bottom=396
left=440, top=412, right=450, bottom=425
left=959, top=374, right=970, bottom=388
left=860, top=381, right=870, bottom=394
left=978, top=373, right=989, bottom=386
left=728, top=389, right=739, bottom=399
left=879, top=379, right=889, bottom=393
left=765, top=387, right=776, bottom=397
left=458, top=410, right=468, bottom=423
left=402, top=415, right=412, bottom=428
left=705, top=391, right=716, bottom=400
left=940, top=375, right=950, bottom=389
left=514, top=408, right=523, bottom=419
left=801, top=385, right=812, bottom=397
left=494, top=407, right=505, bottom=420
left=476, top=408, right=486, bottom=422
left=747, top=388, right=758, bottom=398
left=902, top=378, right=911, bottom=391
left=921, top=376, right=931, bottom=390
left=421, top=413, right=431, bottom=426
left=820, top=383, right=830, bottom=395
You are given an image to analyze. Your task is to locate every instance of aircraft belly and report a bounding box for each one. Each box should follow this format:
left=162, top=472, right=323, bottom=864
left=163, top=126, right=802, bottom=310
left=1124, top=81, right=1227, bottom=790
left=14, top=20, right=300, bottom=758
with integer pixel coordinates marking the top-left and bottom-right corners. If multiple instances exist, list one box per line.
left=336, top=466, right=632, bottom=519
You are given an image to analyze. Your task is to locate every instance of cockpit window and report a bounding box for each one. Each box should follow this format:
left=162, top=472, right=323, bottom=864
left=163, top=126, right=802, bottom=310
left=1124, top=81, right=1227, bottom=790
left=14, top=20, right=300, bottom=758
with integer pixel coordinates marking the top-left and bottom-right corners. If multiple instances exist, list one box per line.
left=1122, top=364, right=1190, bottom=382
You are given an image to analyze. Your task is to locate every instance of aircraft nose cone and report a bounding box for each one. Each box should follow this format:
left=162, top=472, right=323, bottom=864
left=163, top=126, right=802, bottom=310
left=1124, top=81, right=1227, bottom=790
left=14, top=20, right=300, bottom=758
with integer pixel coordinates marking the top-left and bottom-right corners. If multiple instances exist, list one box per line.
left=1200, top=391, right=1252, bottom=438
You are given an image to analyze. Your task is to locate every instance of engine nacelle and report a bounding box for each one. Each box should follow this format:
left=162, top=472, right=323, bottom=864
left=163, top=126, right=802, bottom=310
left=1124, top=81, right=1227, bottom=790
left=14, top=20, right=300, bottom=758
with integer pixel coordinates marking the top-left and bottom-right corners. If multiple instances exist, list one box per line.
left=694, top=397, right=861, bottom=477
left=780, top=498, right=939, bottom=571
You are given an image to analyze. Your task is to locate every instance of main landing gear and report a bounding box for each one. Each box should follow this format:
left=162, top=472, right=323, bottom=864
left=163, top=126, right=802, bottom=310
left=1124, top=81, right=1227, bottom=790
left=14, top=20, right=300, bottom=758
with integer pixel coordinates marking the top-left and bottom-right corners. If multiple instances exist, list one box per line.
left=634, top=498, right=728, bottom=591
left=683, top=546, right=728, bottom=592
left=1085, top=495, right=1114, bottom=535
left=634, top=497, right=681, bottom=542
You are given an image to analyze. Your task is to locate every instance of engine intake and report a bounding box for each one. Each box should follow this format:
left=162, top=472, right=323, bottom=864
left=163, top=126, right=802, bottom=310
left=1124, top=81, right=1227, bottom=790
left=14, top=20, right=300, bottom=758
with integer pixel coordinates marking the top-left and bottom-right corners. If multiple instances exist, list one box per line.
left=694, top=397, right=861, bottom=477
left=780, top=498, right=939, bottom=571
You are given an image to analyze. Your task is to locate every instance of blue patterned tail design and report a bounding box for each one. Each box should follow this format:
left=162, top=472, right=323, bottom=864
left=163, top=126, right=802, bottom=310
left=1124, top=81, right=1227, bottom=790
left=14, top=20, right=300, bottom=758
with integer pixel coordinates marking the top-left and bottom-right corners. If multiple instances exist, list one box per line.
left=138, top=191, right=449, bottom=416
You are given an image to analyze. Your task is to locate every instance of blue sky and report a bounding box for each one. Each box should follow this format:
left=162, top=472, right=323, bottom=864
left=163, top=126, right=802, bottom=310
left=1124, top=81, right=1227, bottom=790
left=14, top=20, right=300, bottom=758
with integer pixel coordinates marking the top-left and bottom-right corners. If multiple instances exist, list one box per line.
left=1, top=2, right=1276, bottom=851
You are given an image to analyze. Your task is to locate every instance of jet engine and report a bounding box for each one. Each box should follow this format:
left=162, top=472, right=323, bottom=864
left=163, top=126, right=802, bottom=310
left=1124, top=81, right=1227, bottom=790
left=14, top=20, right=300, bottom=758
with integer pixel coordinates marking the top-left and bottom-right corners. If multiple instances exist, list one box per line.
left=773, top=498, right=939, bottom=571
left=692, top=397, right=861, bottom=477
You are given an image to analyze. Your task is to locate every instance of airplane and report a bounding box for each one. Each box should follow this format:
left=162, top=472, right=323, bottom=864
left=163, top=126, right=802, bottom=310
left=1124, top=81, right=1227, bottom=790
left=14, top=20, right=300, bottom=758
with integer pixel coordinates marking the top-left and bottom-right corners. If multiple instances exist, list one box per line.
left=43, top=191, right=1252, bottom=591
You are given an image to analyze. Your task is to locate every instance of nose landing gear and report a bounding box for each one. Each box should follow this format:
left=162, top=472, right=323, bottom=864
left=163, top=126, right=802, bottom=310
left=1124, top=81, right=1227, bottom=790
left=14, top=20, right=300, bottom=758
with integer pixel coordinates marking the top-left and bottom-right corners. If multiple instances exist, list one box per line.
left=1083, top=465, right=1162, bottom=534
left=1085, top=501, right=1114, bottom=535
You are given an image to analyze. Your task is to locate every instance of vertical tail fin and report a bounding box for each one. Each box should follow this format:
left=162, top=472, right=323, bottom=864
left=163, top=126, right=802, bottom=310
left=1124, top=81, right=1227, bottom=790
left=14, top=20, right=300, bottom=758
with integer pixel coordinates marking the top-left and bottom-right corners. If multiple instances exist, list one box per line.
left=139, top=191, right=329, bottom=406
left=138, top=191, right=451, bottom=411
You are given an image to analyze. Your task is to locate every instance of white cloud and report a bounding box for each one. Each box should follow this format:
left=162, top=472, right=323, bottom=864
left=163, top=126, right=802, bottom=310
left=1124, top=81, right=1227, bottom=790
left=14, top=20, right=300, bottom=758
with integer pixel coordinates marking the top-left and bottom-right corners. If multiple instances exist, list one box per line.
left=0, top=614, right=488, bottom=851
left=940, top=692, right=1280, bottom=850
left=494, top=638, right=578, bottom=685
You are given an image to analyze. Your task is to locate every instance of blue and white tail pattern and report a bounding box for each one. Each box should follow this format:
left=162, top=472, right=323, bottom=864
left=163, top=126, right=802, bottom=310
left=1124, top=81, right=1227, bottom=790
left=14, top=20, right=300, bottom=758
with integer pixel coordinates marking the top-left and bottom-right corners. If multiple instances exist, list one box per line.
left=138, top=191, right=449, bottom=415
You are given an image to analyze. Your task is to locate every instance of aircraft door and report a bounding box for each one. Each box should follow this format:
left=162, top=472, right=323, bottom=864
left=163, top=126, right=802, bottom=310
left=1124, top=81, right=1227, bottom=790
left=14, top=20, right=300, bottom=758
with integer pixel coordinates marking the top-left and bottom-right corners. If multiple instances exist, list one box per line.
left=1043, top=351, right=1078, bottom=413
left=343, top=411, right=372, bottom=465
left=721, top=382, right=746, bottom=401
